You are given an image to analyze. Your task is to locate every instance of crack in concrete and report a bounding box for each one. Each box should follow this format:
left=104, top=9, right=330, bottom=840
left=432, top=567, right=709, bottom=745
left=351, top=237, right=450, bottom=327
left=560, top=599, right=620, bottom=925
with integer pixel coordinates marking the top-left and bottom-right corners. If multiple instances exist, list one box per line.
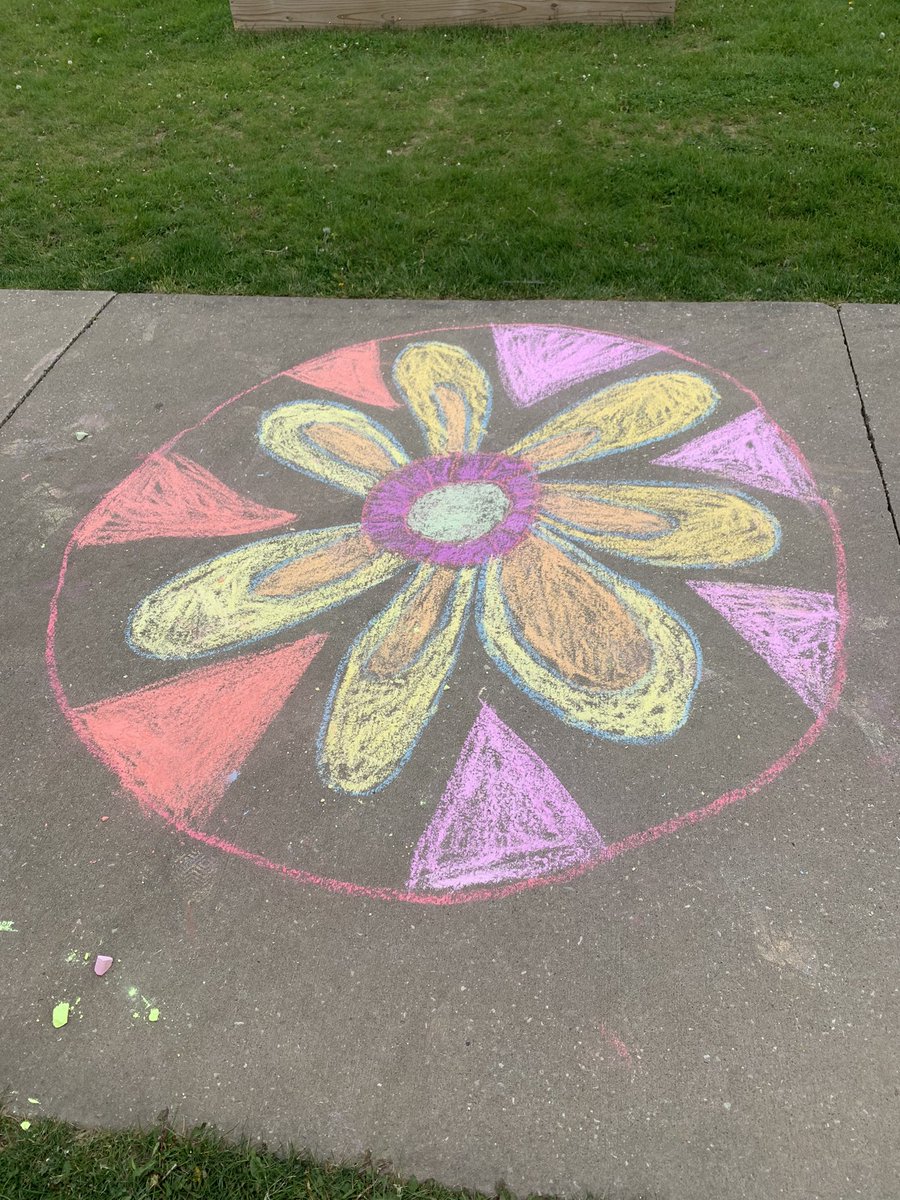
left=0, top=292, right=118, bottom=433
left=837, top=303, right=900, bottom=547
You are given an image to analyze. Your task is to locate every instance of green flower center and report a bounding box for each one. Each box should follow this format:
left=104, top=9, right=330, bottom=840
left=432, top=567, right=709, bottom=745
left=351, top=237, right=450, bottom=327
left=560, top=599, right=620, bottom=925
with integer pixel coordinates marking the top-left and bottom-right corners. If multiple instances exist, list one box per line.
left=406, top=482, right=510, bottom=543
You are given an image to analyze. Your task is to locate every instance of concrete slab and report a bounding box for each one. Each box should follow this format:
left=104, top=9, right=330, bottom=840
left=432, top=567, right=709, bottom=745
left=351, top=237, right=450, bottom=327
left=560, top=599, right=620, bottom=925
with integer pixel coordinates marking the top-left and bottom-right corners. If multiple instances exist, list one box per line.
left=1, top=296, right=898, bottom=1200
left=840, top=303, right=900, bottom=522
left=0, top=290, right=114, bottom=423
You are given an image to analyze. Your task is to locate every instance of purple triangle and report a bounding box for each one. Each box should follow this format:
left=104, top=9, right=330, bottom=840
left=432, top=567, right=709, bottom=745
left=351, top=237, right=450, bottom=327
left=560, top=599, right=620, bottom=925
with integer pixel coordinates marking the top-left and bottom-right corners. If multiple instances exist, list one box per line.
left=688, top=582, right=840, bottom=711
left=407, top=705, right=605, bottom=892
left=492, top=325, right=660, bottom=408
left=652, top=409, right=818, bottom=500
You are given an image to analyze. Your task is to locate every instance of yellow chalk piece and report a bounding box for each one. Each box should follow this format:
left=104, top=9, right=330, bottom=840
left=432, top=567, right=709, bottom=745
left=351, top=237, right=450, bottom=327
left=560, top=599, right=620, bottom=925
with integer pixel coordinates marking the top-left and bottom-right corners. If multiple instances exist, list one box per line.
left=507, top=372, right=718, bottom=472
left=259, top=401, right=409, bottom=496
left=20, top=1120, right=31, bottom=1131
left=148, top=1008, right=160, bottom=1023
left=128, top=525, right=405, bottom=659
left=393, top=342, right=491, bottom=455
left=319, top=565, right=476, bottom=794
left=478, top=530, right=698, bottom=742
left=540, top=483, right=780, bottom=567
left=51, top=1002, right=70, bottom=1029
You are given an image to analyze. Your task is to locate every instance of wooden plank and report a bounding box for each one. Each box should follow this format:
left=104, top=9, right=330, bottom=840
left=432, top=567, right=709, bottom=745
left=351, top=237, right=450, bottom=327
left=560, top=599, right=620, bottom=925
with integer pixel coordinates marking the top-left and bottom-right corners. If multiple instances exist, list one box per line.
left=229, top=0, right=675, bottom=30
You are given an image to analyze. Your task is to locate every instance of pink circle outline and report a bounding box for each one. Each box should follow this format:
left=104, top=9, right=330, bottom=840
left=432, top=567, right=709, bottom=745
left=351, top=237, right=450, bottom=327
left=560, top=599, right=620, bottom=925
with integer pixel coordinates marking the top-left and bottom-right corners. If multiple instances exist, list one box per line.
left=46, top=324, right=850, bottom=906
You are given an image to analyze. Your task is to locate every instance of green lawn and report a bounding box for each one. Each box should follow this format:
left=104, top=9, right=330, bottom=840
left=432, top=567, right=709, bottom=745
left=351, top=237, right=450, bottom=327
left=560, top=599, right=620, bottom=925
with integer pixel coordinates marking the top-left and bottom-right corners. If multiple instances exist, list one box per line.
left=0, top=1113, right=522, bottom=1200
left=1, top=0, right=897, bottom=301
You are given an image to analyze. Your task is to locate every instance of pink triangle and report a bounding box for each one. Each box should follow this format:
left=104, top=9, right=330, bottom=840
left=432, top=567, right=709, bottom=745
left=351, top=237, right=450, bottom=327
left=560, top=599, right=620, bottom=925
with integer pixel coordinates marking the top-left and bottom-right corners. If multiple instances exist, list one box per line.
left=407, top=705, right=605, bottom=892
left=72, top=635, right=326, bottom=822
left=283, top=341, right=399, bottom=409
left=492, top=324, right=660, bottom=408
left=652, top=410, right=818, bottom=500
left=687, top=582, right=840, bottom=711
left=74, top=453, right=296, bottom=547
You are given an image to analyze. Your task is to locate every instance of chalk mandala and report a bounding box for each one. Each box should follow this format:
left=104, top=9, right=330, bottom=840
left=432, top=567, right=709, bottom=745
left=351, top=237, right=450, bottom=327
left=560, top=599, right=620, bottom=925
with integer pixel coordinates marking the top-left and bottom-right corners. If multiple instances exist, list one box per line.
left=48, top=324, right=848, bottom=903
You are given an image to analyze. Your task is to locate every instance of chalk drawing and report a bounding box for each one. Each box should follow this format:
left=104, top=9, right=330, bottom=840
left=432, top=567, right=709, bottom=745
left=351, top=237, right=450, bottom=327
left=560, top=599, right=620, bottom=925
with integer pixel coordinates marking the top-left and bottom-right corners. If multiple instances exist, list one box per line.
left=598, top=1022, right=638, bottom=1071
left=283, top=340, right=399, bottom=409
left=362, top=452, right=539, bottom=568
left=492, top=325, right=660, bottom=407
left=74, top=452, right=296, bottom=547
left=128, top=527, right=400, bottom=659
left=687, top=582, right=840, bottom=711
left=477, top=529, right=701, bottom=744
left=73, top=636, right=326, bottom=821
left=48, top=323, right=848, bottom=902
left=319, top=565, right=476, bottom=794
left=0, top=920, right=18, bottom=933
left=652, top=408, right=818, bottom=500
left=539, top=481, right=780, bottom=568
left=504, top=371, right=719, bottom=470
left=408, top=704, right=605, bottom=890
left=259, top=401, right=409, bottom=496
left=393, top=341, right=493, bottom=455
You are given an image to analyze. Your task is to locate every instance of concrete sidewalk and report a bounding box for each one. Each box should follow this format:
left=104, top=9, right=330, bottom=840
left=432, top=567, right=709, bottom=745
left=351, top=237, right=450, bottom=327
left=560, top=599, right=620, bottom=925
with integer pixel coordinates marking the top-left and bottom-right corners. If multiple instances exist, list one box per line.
left=0, top=294, right=897, bottom=1200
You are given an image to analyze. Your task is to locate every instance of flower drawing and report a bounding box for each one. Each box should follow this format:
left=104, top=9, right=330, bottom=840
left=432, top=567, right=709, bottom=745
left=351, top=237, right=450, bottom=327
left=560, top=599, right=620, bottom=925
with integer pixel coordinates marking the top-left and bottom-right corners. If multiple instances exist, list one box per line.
left=128, top=340, right=781, bottom=795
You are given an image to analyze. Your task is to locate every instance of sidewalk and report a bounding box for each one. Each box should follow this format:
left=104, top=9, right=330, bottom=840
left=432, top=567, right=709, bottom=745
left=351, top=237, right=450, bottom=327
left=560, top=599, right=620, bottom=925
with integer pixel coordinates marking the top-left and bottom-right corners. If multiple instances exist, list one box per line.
left=1, top=293, right=898, bottom=1200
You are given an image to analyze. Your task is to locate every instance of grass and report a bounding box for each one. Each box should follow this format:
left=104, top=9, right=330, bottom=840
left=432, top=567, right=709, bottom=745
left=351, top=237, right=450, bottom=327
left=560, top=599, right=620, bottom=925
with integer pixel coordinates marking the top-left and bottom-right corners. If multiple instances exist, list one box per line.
left=0, top=1112, right=534, bottom=1200
left=1, top=0, right=897, bottom=301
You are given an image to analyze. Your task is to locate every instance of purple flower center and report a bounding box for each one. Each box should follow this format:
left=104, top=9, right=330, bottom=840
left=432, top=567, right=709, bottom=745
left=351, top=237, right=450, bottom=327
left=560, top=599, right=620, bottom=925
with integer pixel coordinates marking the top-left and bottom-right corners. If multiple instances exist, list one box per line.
left=361, top=453, right=540, bottom=568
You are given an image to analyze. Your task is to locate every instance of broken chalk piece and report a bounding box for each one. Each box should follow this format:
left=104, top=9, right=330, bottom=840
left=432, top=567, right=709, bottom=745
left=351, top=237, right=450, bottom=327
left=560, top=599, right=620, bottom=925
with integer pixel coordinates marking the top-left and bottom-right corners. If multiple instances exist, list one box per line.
left=20, top=1120, right=31, bottom=1131
left=51, top=1001, right=71, bottom=1029
left=27, top=1098, right=40, bottom=1106
left=148, top=1008, right=160, bottom=1023
left=94, top=954, right=113, bottom=976
left=74, top=431, right=91, bottom=441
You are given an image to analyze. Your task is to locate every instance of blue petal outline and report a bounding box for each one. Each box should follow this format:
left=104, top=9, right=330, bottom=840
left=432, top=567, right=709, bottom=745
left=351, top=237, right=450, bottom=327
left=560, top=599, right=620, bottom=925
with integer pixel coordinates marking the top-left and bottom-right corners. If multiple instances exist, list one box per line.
left=125, top=524, right=405, bottom=662
left=510, top=370, right=720, bottom=471
left=316, top=566, right=476, bottom=796
left=391, top=341, right=494, bottom=458
left=537, top=479, right=782, bottom=570
left=474, top=528, right=702, bottom=746
left=257, top=399, right=410, bottom=497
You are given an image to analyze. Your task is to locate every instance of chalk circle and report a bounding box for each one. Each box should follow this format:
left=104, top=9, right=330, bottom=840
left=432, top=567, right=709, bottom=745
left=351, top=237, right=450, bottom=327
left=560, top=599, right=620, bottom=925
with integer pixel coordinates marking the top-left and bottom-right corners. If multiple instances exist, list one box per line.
left=48, top=324, right=848, bottom=906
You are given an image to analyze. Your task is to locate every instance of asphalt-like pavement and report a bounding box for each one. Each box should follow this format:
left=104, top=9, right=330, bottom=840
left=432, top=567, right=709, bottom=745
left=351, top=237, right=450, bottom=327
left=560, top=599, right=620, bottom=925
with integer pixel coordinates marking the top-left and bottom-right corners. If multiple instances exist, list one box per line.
left=1, top=294, right=897, bottom=1200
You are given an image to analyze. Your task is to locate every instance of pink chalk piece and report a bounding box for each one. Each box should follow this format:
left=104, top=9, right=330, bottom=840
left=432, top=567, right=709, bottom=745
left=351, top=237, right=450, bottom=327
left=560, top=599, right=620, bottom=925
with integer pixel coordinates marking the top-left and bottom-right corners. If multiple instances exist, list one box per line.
left=72, top=635, right=326, bottom=822
left=687, top=582, right=840, bottom=711
left=491, top=324, right=660, bottom=408
left=408, top=705, right=605, bottom=892
left=283, top=340, right=399, bottom=409
left=652, top=409, right=818, bottom=500
left=94, top=955, right=113, bottom=976
left=74, top=453, right=296, bottom=547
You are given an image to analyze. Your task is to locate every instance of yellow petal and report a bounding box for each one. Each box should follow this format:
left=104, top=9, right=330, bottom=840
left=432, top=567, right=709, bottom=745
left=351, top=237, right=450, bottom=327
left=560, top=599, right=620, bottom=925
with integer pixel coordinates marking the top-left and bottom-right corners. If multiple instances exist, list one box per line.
left=392, top=342, right=492, bottom=455
left=259, top=401, right=409, bottom=496
left=319, top=566, right=476, bottom=794
left=506, top=372, right=719, bottom=473
left=477, top=531, right=699, bottom=742
left=540, top=482, right=780, bottom=567
left=540, top=486, right=671, bottom=537
left=129, top=526, right=405, bottom=659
